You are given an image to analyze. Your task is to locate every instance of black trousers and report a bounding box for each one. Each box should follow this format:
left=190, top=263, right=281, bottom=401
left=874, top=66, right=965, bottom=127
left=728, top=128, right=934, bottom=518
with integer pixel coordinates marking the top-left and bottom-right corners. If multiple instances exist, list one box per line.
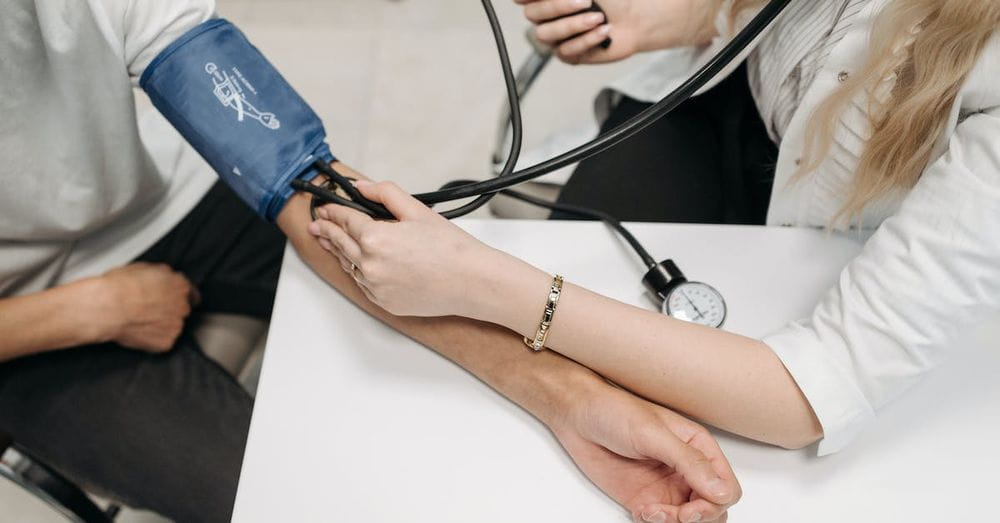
left=553, top=64, right=778, bottom=224
left=0, top=182, right=285, bottom=522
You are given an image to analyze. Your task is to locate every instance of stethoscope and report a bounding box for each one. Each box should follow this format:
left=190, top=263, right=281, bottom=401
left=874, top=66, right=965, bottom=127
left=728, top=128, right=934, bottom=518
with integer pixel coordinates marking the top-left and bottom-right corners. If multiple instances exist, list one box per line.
left=294, top=0, right=793, bottom=328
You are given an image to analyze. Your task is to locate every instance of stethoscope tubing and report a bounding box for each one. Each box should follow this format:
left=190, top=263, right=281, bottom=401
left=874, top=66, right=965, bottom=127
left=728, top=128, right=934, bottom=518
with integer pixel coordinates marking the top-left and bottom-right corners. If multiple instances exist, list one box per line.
left=300, top=0, right=793, bottom=220
left=411, top=0, right=793, bottom=207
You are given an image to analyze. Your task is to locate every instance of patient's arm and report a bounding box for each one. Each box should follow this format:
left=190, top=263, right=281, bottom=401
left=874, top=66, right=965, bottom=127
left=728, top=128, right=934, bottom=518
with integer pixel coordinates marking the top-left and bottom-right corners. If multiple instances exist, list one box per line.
left=277, top=168, right=579, bottom=429
left=274, top=163, right=740, bottom=522
left=0, top=263, right=195, bottom=362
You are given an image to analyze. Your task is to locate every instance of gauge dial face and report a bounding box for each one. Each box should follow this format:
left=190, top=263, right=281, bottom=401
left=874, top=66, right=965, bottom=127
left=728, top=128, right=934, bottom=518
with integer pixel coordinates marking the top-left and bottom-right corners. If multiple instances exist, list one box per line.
left=662, top=281, right=726, bottom=328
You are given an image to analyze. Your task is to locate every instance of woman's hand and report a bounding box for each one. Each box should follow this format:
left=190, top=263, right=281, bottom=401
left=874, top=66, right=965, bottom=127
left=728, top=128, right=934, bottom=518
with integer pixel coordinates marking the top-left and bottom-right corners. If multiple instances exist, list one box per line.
left=514, top=0, right=720, bottom=65
left=554, top=377, right=740, bottom=522
left=308, top=181, right=514, bottom=318
left=97, top=263, right=198, bottom=352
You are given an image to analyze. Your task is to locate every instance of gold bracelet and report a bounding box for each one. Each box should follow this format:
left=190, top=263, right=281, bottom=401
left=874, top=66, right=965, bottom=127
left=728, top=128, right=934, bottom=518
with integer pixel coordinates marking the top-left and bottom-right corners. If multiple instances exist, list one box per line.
left=523, top=275, right=564, bottom=352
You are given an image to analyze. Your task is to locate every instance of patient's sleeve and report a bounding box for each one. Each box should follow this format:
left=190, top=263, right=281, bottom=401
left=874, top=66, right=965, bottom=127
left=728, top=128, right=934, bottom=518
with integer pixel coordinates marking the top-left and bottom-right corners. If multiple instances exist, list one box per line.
left=119, top=0, right=217, bottom=82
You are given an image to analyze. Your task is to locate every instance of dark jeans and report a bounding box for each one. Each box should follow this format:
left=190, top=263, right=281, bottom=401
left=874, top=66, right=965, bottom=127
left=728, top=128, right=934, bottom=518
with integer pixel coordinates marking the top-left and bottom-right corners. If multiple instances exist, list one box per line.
left=0, top=182, right=285, bottom=522
left=553, top=64, right=779, bottom=224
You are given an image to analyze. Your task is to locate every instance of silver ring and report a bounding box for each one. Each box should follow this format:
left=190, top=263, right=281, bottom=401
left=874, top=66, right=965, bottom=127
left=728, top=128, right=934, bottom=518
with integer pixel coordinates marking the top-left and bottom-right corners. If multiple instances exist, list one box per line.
left=350, top=262, right=361, bottom=280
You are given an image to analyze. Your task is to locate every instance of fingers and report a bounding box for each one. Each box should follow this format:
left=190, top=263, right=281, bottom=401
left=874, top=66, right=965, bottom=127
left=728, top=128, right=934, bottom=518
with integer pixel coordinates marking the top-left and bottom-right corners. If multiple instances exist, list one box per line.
left=354, top=181, right=431, bottom=221
left=325, top=242, right=379, bottom=301
left=316, top=234, right=379, bottom=299
left=309, top=220, right=363, bottom=263
left=687, top=430, right=741, bottom=507
left=320, top=236, right=353, bottom=272
left=676, top=446, right=735, bottom=508
left=535, top=10, right=606, bottom=46
left=522, top=0, right=593, bottom=23
left=188, top=285, right=202, bottom=307
left=678, top=495, right=728, bottom=523
left=654, top=410, right=740, bottom=506
left=633, top=504, right=680, bottom=523
left=638, top=429, right=737, bottom=511
left=169, top=270, right=200, bottom=308
left=318, top=203, right=373, bottom=240
left=309, top=219, right=378, bottom=303
left=556, top=24, right=612, bottom=62
left=636, top=500, right=729, bottom=523
left=165, top=269, right=194, bottom=317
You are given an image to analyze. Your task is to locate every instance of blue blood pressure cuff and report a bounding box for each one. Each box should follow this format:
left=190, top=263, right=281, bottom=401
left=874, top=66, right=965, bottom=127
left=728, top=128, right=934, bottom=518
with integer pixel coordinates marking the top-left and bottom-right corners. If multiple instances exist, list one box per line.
left=140, top=19, right=334, bottom=221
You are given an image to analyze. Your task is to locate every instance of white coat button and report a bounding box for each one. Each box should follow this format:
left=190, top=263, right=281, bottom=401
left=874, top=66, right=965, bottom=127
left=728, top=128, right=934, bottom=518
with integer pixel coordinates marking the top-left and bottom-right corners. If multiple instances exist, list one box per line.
left=838, top=70, right=850, bottom=83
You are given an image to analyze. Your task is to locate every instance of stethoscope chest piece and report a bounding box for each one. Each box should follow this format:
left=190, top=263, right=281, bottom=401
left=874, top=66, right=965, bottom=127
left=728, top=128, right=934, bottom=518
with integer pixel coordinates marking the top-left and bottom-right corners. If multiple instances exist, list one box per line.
left=644, top=259, right=727, bottom=328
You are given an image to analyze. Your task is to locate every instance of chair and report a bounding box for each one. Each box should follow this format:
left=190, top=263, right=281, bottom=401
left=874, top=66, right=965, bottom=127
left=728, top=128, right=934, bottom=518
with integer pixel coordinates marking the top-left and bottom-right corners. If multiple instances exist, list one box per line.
left=1, top=433, right=118, bottom=523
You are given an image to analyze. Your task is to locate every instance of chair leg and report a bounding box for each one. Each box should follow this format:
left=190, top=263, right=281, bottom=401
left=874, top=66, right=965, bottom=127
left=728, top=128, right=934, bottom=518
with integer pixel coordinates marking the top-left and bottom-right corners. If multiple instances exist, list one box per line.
left=1, top=444, right=115, bottom=523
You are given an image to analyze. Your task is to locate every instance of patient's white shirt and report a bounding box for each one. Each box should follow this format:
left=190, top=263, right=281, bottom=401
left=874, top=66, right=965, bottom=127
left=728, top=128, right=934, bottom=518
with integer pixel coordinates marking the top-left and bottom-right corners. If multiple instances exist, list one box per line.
left=0, top=0, right=217, bottom=296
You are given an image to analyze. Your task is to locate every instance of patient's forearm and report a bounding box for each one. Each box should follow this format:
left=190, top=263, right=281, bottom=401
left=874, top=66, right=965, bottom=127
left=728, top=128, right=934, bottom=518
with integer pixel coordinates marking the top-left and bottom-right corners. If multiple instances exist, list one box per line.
left=275, top=165, right=598, bottom=428
left=0, top=280, right=105, bottom=362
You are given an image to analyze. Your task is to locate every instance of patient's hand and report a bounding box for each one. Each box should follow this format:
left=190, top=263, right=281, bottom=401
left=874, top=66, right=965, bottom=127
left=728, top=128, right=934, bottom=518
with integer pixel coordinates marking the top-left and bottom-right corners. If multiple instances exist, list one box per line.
left=554, top=378, right=740, bottom=523
left=514, top=0, right=721, bottom=65
left=97, top=263, right=197, bottom=352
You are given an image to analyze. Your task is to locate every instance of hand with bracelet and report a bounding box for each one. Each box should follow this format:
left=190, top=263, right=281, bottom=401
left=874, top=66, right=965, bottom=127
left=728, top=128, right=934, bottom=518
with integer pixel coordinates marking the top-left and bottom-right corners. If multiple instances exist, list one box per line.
left=307, top=179, right=740, bottom=523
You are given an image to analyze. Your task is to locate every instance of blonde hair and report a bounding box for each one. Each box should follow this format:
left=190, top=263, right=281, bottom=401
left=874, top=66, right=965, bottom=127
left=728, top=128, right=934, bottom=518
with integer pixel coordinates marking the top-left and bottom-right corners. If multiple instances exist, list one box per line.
left=725, top=0, right=1000, bottom=225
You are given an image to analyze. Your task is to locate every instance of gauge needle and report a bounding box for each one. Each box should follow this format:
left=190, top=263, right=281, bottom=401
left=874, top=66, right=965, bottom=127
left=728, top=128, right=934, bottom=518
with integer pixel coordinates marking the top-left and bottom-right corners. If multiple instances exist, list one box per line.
left=682, top=291, right=706, bottom=320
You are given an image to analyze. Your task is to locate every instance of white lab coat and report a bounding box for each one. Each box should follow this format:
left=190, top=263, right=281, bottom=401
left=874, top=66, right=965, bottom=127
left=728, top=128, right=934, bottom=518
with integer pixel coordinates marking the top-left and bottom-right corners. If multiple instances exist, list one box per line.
left=598, top=0, right=1000, bottom=454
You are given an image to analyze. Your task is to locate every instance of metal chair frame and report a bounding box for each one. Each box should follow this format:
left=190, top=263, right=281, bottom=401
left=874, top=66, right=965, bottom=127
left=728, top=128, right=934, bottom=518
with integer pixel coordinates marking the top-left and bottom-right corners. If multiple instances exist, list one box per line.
left=1, top=434, right=118, bottom=522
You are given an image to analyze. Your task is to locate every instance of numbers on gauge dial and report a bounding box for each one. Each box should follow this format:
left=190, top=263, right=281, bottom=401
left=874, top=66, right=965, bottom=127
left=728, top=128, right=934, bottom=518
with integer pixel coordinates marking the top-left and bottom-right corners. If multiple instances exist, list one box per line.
left=662, top=282, right=726, bottom=328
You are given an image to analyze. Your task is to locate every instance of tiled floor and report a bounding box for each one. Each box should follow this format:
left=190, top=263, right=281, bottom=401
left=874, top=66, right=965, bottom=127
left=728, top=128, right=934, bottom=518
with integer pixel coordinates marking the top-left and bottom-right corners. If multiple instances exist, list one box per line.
left=2, top=1, right=641, bottom=520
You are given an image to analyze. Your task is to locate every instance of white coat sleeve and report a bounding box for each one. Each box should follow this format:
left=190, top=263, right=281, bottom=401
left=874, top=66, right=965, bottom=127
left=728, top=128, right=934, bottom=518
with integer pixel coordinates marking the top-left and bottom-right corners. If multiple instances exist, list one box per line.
left=763, top=107, right=1000, bottom=455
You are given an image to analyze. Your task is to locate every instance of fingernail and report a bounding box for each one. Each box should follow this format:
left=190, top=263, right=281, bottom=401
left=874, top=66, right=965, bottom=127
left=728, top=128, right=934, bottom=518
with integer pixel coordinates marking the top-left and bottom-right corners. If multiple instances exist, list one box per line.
left=572, top=0, right=588, bottom=7
left=598, top=24, right=612, bottom=35
left=308, top=222, right=320, bottom=235
left=586, top=12, right=603, bottom=24
left=354, top=180, right=372, bottom=187
left=707, top=477, right=729, bottom=500
left=685, top=514, right=703, bottom=523
left=642, top=510, right=668, bottom=523
left=317, top=207, right=329, bottom=219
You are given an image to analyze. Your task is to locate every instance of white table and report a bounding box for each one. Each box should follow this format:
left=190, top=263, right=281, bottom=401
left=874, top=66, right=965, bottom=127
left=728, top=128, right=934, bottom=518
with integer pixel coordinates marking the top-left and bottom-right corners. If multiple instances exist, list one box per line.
left=233, top=220, right=1000, bottom=522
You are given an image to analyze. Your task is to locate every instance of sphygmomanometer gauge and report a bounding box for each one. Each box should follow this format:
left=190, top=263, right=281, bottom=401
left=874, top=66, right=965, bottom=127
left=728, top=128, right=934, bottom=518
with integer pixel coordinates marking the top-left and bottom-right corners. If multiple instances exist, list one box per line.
left=662, top=281, right=727, bottom=328
left=643, top=259, right=727, bottom=328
